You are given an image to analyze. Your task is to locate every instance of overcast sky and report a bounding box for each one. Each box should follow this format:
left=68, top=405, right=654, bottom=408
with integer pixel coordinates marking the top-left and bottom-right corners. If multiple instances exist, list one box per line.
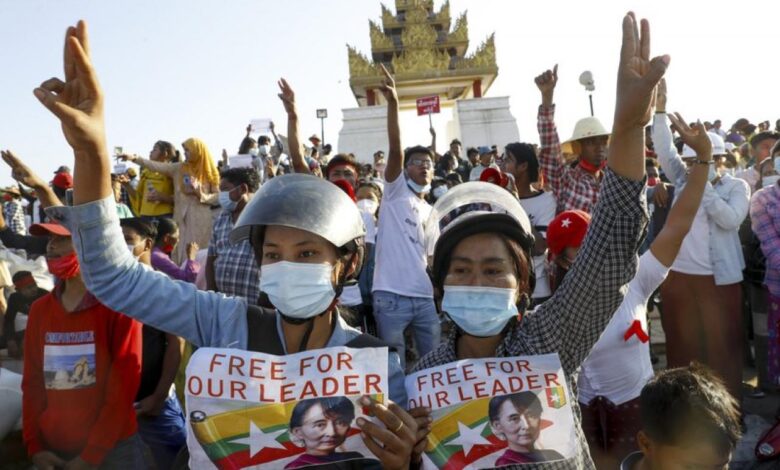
left=1, top=0, right=778, bottom=186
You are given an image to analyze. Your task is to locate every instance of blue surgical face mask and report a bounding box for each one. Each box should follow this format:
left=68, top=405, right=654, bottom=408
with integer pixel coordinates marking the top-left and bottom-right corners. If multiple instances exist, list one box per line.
left=406, top=174, right=431, bottom=194
left=260, top=261, right=336, bottom=319
left=218, top=188, right=238, bottom=212
left=441, top=286, right=519, bottom=337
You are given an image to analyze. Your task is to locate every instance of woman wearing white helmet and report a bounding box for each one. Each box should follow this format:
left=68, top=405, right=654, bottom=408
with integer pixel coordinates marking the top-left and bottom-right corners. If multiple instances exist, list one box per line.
left=410, top=12, right=669, bottom=469
left=31, top=21, right=418, bottom=470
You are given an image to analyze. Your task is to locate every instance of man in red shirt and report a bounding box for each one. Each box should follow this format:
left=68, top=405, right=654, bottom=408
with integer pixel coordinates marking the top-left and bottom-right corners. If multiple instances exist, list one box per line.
left=22, top=222, right=146, bottom=469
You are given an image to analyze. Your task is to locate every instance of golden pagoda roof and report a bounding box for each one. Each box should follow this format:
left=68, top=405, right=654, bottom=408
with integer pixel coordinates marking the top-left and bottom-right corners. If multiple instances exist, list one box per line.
left=347, top=1, right=498, bottom=109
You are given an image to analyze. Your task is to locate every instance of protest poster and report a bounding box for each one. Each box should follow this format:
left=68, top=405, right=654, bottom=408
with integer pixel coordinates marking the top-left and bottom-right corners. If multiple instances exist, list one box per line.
left=185, top=346, right=388, bottom=470
left=406, top=354, right=576, bottom=469
left=249, top=118, right=272, bottom=136
left=228, top=154, right=254, bottom=169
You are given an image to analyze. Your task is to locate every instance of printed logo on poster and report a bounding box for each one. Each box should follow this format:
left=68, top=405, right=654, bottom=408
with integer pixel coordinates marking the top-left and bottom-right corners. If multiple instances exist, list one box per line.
left=185, top=346, right=388, bottom=469
left=406, top=354, right=576, bottom=469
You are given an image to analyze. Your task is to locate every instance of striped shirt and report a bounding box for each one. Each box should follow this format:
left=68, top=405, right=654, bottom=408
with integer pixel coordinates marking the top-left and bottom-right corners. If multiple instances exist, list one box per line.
left=751, top=183, right=780, bottom=297
left=538, top=105, right=601, bottom=214
left=208, top=210, right=261, bottom=305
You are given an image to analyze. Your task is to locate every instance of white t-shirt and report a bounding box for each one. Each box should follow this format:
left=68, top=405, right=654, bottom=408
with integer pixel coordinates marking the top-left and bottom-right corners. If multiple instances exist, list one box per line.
left=518, top=191, right=557, bottom=299
left=671, top=204, right=712, bottom=275
left=372, top=174, right=433, bottom=298
left=578, top=251, right=669, bottom=405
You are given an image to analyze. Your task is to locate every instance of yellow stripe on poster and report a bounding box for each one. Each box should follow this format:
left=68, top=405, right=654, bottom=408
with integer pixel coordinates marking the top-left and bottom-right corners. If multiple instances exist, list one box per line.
left=427, top=398, right=489, bottom=450
left=190, top=401, right=296, bottom=445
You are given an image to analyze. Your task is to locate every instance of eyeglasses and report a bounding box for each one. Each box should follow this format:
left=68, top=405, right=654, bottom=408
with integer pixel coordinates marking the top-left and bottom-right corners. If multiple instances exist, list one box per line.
left=408, top=158, right=433, bottom=169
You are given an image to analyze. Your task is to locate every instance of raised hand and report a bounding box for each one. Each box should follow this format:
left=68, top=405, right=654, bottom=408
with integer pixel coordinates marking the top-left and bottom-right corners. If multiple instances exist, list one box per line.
left=33, top=20, right=106, bottom=158
left=613, top=13, right=670, bottom=132
left=535, top=64, right=558, bottom=107
left=245, top=123, right=252, bottom=137
left=668, top=113, right=712, bottom=161
left=656, top=78, right=667, bottom=113
left=186, top=242, right=199, bottom=260
left=378, top=64, right=398, bottom=104
left=0, top=150, right=47, bottom=189
left=277, top=78, right=297, bottom=117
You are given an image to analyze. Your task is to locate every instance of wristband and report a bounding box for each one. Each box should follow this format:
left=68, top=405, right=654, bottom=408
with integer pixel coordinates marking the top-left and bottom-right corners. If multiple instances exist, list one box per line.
left=694, top=160, right=712, bottom=165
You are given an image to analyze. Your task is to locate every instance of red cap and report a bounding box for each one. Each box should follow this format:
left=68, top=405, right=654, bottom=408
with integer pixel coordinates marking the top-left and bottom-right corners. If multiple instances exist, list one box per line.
left=332, top=179, right=357, bottom=202
left=546, top=210, right=591, bottom=257
left=52, top=172, right=74, bottom=190
left=479, top=168, right=508, bottom=187
left=30, top=222, right=71, bottom=237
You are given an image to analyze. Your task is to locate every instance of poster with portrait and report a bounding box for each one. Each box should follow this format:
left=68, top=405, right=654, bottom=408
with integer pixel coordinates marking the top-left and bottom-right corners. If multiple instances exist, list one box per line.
left=185, top=346, right=388, bottom=469
left=406, top=354, right=576, bottom=469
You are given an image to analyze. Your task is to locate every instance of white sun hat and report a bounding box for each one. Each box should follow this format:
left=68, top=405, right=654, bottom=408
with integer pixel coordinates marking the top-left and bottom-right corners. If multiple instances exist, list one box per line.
left=562, top=117, right=611, bottom=154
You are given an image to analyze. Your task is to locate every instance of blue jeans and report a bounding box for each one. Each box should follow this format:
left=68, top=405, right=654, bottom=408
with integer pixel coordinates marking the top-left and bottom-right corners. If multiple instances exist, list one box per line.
left=373, top=291, right=440, bottom=370
left=137, top=395, right=187, bottom=470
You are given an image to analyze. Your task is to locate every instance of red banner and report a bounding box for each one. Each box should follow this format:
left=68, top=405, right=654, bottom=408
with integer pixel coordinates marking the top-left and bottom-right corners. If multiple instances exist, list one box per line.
left=416, top=95, right=440, bottom=116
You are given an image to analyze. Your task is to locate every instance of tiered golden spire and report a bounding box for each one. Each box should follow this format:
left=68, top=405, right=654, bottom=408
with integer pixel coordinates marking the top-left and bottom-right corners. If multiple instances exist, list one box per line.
left=347, top=0, right=498, bottom=108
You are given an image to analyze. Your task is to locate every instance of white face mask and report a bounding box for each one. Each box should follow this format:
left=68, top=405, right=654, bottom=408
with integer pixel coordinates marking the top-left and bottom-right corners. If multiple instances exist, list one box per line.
left=248, top=147, right=259, bottom=157
left=259, top=144, right=271, bottom=156
left=432, top=185, right=448, bottom=199
left=356, top=198, right=378, bottom=215
left=218, top=188, right=239, bottom=212
left=260, top=262, right=336, bottom=319
left=127, top=243, right=142, bottom=260
left=762, top=175, right=780, bottom=188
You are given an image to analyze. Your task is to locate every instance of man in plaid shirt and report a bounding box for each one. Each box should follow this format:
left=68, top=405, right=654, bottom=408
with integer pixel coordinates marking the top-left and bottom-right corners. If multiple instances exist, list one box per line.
left=3, top=187, right=27, bottom=236
left=412, top=12, right=670, bottom=469
left=537, top=66, right=610, bottom=215
left=206, top=168, right=262, bottom=305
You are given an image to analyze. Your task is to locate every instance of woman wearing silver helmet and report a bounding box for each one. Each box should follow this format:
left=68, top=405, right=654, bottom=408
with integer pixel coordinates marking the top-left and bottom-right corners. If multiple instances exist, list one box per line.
left=409, top=13, right=669, bottom=469
left=32, top=21, right=419, bottom=470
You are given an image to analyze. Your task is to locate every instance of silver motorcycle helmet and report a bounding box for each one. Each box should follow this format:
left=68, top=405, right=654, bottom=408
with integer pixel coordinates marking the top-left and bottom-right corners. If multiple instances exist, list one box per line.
left=230, top=173, right=366, bottom=282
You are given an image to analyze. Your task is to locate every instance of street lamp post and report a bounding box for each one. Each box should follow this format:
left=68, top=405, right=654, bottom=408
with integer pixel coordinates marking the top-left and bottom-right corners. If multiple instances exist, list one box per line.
left=316, top=108, right=328, bottom=145
left=579, top=71, right=595, bottom=117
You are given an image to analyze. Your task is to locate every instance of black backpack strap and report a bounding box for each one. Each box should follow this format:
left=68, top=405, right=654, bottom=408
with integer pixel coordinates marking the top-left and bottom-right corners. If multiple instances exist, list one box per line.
left=345, top=333, right=395, bottom=353
left=245, top=305, right=286, bottom=355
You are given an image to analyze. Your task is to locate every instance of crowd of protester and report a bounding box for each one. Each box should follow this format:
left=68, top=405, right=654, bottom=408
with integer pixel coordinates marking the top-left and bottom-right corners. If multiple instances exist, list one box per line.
left=0, top=11, right=778, bottom=470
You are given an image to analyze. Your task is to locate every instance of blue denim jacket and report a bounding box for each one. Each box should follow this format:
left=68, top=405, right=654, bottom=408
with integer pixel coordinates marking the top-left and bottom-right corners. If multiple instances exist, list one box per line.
left=48, top=197, right=408, bottom=405
left=652, top=113, right=750, bottom=285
